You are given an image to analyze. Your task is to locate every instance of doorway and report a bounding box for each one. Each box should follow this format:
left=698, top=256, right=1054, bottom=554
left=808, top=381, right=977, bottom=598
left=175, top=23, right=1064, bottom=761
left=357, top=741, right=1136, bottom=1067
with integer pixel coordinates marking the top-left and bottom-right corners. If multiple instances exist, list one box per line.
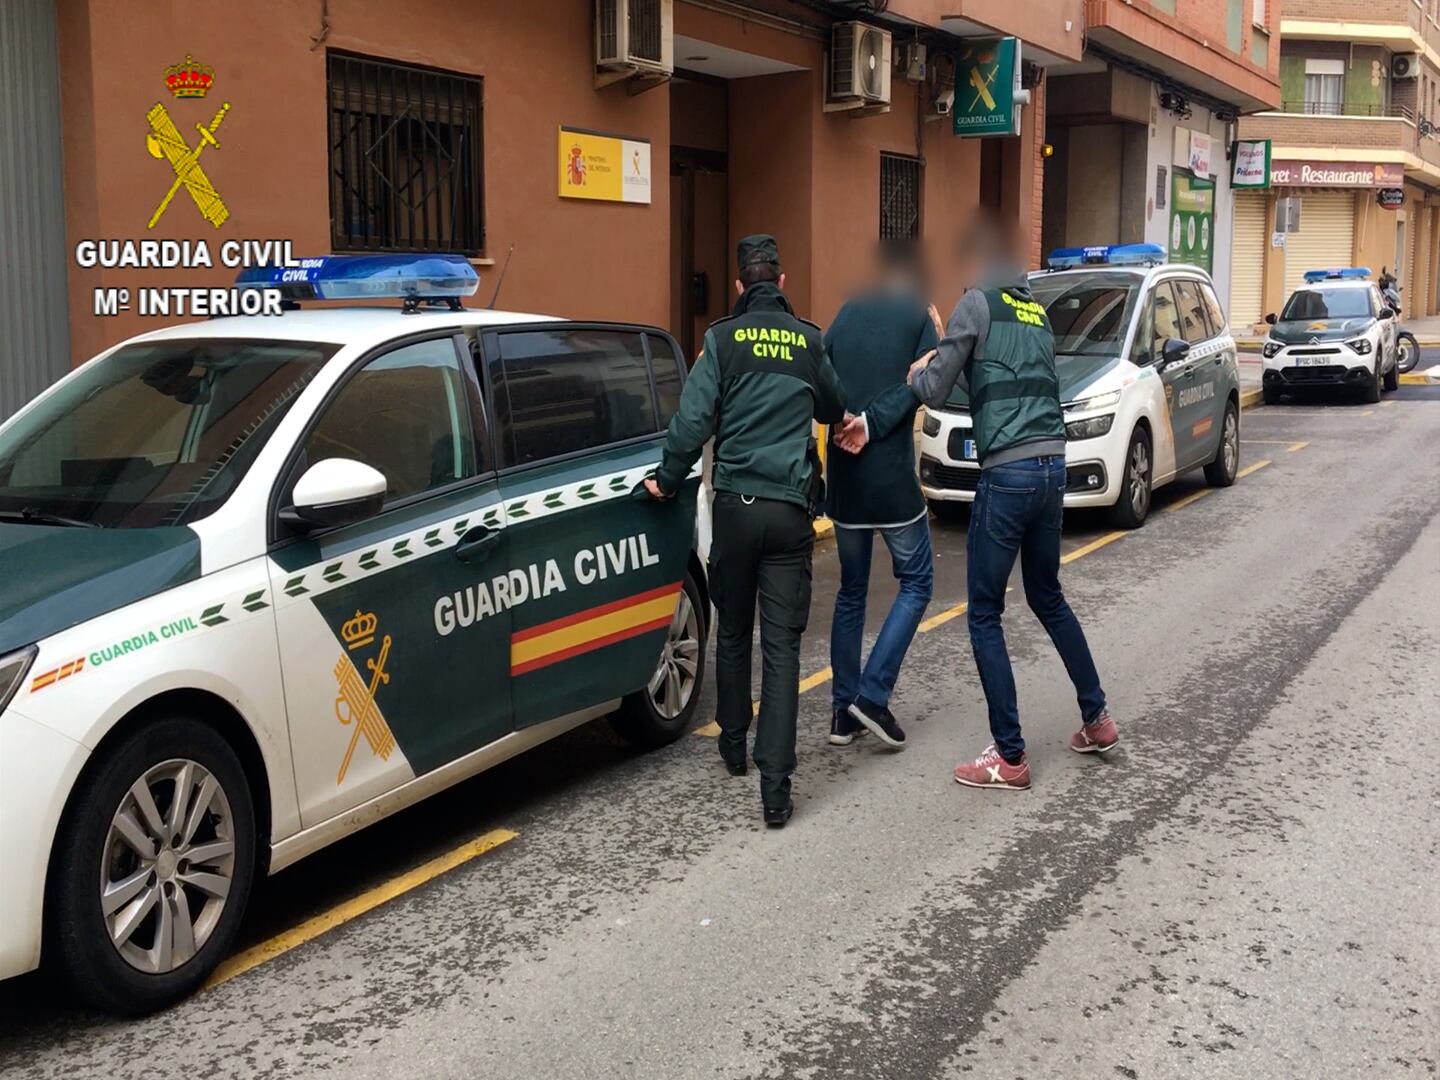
left=670, top=75, right=729, bottom=362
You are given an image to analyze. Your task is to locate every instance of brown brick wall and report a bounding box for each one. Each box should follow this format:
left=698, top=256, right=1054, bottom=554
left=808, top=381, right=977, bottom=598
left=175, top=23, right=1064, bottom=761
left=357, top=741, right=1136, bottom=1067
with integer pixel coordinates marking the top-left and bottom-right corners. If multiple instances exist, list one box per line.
left=1030, top=77, right=1047, bottom=270
left=1240, top=112, right=1412, bottom=150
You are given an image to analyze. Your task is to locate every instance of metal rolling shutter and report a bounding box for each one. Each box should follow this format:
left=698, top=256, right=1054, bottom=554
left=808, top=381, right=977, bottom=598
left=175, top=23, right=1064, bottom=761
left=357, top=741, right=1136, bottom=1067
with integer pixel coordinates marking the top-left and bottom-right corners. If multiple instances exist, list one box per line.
left=1283, top=193, right=1356, bottom=296
left=1229, top=193, right=1267, bottom=329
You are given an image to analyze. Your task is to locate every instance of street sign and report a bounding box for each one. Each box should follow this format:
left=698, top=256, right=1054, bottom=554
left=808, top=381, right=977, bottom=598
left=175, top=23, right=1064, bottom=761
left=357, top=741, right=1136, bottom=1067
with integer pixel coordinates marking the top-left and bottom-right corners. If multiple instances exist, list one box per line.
left=953, top=38, right=1021, bottom=137
left=1276, top=196, right=1302, bottom=233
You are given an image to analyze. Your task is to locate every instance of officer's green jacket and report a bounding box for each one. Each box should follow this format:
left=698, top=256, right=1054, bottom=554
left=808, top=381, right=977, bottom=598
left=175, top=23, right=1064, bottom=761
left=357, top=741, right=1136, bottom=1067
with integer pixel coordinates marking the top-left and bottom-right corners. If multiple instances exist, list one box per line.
left=912, top=271, right=1066, bottom=467
left=657, top=282, right=847, bottom=507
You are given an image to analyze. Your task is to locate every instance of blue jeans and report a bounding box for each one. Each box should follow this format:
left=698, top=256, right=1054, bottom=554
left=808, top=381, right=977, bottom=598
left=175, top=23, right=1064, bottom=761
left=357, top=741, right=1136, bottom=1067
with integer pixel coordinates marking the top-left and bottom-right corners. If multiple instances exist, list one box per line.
left=968, top=456, right=1107, bottom=763
left=831, top=516, right=934, bottom=712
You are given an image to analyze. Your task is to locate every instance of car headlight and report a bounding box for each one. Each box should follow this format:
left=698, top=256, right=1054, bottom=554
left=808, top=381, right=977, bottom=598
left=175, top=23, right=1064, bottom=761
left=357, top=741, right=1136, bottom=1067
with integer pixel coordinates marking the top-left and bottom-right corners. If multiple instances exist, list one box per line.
left=0, top=645, right=38, bottom=716
left=921, top=412, right=941, bottom=437
left=1065, top=413, right=1115, bottom=440
left=1062, top=390, right=1122, bottom=414
left=1262, top=340, right=1283, bottom=359
left=1346, top=337, right=1372, bottom=355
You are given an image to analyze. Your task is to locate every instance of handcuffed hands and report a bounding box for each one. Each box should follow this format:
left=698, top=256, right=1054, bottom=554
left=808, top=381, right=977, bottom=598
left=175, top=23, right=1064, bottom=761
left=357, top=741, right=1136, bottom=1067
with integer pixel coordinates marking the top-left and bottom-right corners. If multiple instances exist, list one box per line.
left=831, top=412, right=868, bottom=455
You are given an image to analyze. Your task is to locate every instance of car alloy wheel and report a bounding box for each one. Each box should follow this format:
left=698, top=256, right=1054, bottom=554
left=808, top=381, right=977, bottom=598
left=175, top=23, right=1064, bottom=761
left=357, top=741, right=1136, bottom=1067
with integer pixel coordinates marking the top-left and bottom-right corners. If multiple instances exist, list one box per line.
left=101, top=758, right=236, bottom=975
left=1128, top=440, right=1151, bottom=519
left=1221, top=409, right=1238, bottom=477
left=648, top=588, right=700, bottom=720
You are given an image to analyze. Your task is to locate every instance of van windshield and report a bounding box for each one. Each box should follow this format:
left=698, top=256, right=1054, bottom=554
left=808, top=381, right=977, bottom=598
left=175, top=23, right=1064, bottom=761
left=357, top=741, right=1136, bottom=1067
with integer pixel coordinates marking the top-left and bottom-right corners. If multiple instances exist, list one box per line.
left=0, top=339, right=335, bottom=529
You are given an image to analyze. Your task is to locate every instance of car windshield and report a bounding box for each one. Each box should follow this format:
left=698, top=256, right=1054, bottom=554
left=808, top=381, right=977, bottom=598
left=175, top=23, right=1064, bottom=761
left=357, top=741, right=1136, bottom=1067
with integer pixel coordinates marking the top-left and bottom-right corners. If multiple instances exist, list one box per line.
left=1029, top=273, right=1141, bottom=357
left=0, top=339, right=335, bottom=528
left=1280, top=288, right=1372, bottom=321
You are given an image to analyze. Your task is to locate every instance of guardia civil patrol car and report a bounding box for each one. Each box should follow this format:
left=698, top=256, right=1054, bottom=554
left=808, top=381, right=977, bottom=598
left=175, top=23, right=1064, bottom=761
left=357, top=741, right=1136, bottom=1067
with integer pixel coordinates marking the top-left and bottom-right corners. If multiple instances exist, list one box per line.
left=0, top=256, right=709, bottom=1013
left=920, top=244, right=1242, bottom=528
left=1260, top=268, right=1400, bottom=404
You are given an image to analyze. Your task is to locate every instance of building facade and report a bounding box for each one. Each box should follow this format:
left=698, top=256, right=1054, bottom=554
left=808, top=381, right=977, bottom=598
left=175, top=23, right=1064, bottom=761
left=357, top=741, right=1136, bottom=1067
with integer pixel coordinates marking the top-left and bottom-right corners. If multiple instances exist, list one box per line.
left=1042, top=0, right=1283, bottom=315
left=0, top=0, right=1089, bottom=418
left=1233, top=0, right=1440, bottom=328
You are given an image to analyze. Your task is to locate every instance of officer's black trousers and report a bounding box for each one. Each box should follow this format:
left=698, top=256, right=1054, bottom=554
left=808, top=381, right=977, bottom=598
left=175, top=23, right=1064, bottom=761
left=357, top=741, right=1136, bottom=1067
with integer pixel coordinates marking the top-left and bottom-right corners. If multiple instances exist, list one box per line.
left=708, top=492, right=814, bottom=809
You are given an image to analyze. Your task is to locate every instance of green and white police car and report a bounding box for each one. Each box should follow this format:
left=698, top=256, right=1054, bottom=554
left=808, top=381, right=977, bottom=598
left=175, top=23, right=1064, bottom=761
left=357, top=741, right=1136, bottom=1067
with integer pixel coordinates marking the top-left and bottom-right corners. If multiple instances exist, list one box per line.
left=1260, top=267, right=1400, bottom=404
left=919, top=244, right=1243, bottom=528
left=0, top=256, right=709, bottom=1013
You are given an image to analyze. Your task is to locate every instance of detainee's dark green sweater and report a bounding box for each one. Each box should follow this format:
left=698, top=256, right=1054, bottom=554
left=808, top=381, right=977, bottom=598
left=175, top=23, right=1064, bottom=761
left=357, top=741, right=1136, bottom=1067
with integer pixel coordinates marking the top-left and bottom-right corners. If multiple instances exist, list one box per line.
left=822, top=287, right=939, bottom=527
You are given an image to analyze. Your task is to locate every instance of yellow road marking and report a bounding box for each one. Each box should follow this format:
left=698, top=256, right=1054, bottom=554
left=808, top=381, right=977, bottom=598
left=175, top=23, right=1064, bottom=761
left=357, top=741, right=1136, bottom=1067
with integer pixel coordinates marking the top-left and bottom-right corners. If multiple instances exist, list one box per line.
left=918, top=601, right=967, bottom=633
left=205, top=827, right=518, bottom=989
left=1361, top=409, right=1375, bottom=416
left=1060, top=530, right=1127, bottom=565
left=694, top=721, right=721, bottom=737
left=1286, top=441, right=1308, bottom=453
left=1236, top=459, right=1272, bottom=479
left=1165, top=488, right=1212, bottom=513
left=1242, top=439, right=1299, bottom=445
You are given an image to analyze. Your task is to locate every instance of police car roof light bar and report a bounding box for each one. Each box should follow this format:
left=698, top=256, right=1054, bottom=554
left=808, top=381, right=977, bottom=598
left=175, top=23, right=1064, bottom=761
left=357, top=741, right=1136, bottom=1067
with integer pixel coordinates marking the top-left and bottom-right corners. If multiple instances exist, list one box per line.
left=236, top=254, right=480, bottom=311
left=1302, top=266, right=1372, bottom=283
left=1046, top=243, right=1166, bottom=270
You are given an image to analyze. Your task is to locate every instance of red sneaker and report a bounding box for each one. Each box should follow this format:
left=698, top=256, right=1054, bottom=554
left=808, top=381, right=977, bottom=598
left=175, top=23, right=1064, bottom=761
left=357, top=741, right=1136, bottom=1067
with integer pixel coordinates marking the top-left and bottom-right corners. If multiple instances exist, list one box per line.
left=953, top=744, right=1031, bottom=791
left=1069, top=712, right=1120, bottom=754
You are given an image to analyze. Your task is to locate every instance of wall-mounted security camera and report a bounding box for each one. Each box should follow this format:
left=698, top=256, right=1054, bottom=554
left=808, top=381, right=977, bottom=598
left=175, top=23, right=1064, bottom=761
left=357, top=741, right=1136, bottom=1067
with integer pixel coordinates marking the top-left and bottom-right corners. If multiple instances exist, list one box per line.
left=934, top=87, right=955, bottom=116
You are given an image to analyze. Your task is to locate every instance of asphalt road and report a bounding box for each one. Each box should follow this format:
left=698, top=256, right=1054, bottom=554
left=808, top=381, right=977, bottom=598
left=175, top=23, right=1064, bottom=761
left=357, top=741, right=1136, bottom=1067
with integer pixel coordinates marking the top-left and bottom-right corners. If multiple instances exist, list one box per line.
left=2, top=387, right=1438, bottom=1080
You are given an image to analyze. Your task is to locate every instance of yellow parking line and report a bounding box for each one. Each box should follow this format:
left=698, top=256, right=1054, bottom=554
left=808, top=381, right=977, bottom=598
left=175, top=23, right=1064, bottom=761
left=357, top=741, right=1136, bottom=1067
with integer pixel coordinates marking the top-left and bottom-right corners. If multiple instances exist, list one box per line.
left=1287, top=441, right=1308, bottom=453
left=1242, top=440, right=1297, bottom=444
left=1236, top=459, right=1272, bottom=479
left=1165, top=488, right=1212, bottom=513
left=205, top=827, right=518, bottom=989
left=918, top=601, right=967, bottom=633
left=1060, top=530, right=1127, bottom=565
left=1361, top=409, right=1375, bottom=416
left=694, top=721, right=722, bottom=737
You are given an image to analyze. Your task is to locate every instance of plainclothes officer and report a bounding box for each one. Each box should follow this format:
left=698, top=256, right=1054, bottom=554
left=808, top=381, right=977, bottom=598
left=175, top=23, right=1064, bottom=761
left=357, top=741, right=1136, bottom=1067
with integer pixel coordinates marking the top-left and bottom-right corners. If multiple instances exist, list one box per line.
left=646, top=235, right=848, bottom=827
left=909, top=217, right=1118, bottom=792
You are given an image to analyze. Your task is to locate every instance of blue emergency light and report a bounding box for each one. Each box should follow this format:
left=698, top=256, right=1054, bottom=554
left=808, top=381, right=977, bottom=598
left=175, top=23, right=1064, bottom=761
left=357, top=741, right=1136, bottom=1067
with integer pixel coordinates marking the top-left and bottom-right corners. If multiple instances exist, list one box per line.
left=236, top=253, right=480, bottom=309
left=1046, top=243, right=1166, bottom=269
left=1302, top=266, right=1372, bottom=283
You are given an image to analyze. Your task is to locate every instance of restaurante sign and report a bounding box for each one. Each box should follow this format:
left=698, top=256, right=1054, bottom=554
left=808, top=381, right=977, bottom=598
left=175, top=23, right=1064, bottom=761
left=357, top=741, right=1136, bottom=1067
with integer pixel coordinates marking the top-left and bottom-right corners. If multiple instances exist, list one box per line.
left=1270, top=160, right=1405, bottom=188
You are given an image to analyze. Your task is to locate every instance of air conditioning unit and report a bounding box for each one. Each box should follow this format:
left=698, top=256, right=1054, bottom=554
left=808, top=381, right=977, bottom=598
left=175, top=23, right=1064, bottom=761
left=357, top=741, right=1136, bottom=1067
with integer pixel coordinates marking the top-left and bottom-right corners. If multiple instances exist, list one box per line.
left=1392, top=53, right=1421, bottom=80
left=826, top=22, right=892, bottom=112
left=595, top=0, right=673, bottom=86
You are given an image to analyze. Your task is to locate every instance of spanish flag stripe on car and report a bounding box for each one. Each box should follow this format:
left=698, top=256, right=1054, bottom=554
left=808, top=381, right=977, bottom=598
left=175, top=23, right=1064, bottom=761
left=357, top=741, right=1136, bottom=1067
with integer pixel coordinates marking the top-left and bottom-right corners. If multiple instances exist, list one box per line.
left=510, top=583, right=681, bottom=677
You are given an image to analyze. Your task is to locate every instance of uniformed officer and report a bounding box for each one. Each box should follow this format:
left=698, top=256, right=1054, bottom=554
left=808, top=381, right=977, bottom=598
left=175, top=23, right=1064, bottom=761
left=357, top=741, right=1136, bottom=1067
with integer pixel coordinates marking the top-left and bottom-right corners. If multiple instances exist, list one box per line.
left=646, top=235, right=847, bottom=827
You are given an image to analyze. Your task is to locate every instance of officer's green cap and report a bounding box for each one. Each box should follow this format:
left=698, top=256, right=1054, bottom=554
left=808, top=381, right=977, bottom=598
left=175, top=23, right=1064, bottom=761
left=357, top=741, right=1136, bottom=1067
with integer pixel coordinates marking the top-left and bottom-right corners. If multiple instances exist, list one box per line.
left=737, top=234, right=780, bottom=272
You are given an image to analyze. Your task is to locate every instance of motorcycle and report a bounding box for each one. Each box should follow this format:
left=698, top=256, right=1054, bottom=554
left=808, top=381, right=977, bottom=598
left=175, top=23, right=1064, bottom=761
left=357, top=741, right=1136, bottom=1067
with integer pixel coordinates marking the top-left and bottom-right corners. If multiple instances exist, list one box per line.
left=1379, top=269, right=1420, bottom=374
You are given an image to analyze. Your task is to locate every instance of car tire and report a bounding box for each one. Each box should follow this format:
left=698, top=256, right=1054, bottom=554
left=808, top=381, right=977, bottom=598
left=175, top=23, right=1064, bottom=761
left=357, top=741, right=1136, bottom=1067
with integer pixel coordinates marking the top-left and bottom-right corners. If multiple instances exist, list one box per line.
left=927, top=498, right=969, bottom=524
left=1203, top=401, right=1240, bottom=488
left=1108, top=427, right=1152, bottom=529
left=1362, top=361, right=1382, bottom=404
left=612, top=572, right=708, bottom=747
left=49, top=716, right=257, bottom=1016
left=1383, top=355, right=1400, bottom=392
left=1262, top=383, right=1282, bottom=406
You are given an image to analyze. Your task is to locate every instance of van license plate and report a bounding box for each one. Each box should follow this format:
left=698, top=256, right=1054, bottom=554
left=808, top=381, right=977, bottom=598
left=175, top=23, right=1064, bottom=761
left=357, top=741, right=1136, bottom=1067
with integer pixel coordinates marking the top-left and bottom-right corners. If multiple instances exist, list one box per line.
left=963, top=439, right=977, bottom=460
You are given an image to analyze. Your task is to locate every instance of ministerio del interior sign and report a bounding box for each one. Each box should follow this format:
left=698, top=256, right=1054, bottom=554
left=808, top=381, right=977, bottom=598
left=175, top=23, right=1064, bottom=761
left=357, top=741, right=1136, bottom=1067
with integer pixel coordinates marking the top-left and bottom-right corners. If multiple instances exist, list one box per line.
left=558, top=126, right=652, bottom=204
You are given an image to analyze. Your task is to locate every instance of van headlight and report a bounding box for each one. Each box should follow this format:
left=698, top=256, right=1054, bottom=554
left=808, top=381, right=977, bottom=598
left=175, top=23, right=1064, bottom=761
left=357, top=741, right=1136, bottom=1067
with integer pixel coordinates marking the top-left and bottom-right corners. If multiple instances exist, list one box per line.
left=1065, top=414, right=1115, bottom=440
left=921, top=412, right=941, bottom=437
left=1346, top=337, right=1372, bottom=355
left=1262, top=340, right=1283, bottom=358
left=1062, top=390, right=1122, bottom=414
left=0, top=645, right=38, bottom=716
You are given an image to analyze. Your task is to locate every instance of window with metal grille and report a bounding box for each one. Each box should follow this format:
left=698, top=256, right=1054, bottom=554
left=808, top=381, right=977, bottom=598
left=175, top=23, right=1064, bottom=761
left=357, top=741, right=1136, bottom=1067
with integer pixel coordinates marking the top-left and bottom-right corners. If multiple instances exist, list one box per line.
left=879, top=153, right=921, bottom=240
left=327, top=52, right=485, bottom=255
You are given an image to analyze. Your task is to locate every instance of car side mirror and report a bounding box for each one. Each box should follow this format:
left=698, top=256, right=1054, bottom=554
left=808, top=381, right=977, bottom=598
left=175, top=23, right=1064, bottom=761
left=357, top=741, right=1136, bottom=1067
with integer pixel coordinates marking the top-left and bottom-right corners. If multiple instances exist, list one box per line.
left=1264, top=313, right=1277, bottom=325
left=282, top=458, right=387, bottom=531
left=1377, top=307, right=1394, bottom=321
left=1158, top=338, right=1191, bottom=370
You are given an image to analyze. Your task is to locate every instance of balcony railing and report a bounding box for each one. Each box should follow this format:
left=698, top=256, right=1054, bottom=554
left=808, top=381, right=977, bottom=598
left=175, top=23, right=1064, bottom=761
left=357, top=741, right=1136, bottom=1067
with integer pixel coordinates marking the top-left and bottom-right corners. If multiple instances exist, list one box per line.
left=1279, top=101, right=1415, bottom=120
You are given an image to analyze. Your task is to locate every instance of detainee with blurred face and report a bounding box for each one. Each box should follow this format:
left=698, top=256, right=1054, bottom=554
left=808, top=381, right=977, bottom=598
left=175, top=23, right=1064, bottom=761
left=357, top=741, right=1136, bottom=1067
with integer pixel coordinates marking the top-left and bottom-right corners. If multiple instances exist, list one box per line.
left=824, top=241, right=938, bottom=749
left=905, top=212, right=1118, bottom=790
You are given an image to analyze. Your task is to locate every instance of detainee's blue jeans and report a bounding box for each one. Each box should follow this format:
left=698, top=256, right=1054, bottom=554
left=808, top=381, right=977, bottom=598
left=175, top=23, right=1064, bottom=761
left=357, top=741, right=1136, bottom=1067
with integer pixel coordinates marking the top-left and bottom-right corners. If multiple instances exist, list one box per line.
left=968, top=456, right=1107, bottom=763
left=831, top=516, right=934, bottom=712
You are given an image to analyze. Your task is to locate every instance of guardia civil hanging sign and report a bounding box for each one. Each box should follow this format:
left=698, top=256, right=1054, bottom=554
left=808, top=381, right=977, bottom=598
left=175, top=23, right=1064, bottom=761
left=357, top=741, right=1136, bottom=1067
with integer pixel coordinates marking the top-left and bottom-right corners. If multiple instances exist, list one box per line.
left=953, top=38, right=1021, bottom=137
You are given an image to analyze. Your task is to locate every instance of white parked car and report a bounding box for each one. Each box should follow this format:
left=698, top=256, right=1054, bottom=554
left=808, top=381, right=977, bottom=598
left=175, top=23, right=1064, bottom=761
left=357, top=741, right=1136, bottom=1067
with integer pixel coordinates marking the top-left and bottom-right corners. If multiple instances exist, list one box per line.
left=920, top=244, right=1242, bottom=528
left=1260, top=268, right=1400, bottom=404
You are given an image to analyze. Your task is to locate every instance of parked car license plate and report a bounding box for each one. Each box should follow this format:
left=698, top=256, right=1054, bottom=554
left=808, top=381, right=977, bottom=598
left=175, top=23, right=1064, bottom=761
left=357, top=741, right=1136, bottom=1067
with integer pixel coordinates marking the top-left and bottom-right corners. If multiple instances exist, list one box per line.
left=963, top=439, right=977, bottom=460
left=1295, top=355, right=1332, bottom=367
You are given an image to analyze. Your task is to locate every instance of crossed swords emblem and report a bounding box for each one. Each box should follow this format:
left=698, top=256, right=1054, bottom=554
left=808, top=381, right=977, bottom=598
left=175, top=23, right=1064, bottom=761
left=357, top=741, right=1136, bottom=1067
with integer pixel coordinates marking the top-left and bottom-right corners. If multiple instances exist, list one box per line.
left=145, top=101, right=231, bottom=229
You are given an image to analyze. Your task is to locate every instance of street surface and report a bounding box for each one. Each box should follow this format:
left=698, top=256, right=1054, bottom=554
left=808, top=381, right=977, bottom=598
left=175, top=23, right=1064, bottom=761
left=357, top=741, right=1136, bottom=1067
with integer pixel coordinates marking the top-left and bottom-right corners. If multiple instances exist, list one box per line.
left=2, top=387, right=1438, bottom=1079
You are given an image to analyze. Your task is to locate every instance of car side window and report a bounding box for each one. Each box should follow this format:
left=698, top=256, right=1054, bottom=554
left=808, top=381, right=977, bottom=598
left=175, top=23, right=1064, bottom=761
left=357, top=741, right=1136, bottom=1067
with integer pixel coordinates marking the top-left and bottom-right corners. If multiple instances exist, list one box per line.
left=1149, top=283, right=1184, bottom=358
left=1199, top=282, right=1228, bottom=337
left=1128, top=296, right=1156, bottom=365
left=1172, top=279, right=1212, bottom=344
left=496, top=329, right=659, bottom=466
left=647, top=333, right=684, bottom=428
left=301, top=336, right=479, bottom=504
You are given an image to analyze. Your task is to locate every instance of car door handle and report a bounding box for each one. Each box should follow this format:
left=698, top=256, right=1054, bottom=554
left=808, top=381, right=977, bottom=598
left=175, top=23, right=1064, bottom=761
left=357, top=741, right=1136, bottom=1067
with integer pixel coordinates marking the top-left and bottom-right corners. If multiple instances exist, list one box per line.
left=455, top=525, right=502, bottom=563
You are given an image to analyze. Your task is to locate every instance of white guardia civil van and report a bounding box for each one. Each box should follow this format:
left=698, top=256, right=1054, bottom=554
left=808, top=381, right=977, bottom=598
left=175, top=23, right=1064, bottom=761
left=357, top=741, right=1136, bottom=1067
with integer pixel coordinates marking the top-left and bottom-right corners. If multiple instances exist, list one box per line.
left=0, top=256, right=712, bottom=1013
left=919, top=244, right=1243, bottom=528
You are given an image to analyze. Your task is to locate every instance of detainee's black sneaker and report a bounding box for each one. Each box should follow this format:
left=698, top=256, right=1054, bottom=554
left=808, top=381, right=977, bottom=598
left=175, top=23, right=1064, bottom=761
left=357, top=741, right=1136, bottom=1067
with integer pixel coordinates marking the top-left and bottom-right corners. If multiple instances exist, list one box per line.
left=763, top=801, right=794, bottom=828
left=848, top=699, right=907, bottom=749
left=828, top=708, right=868, bottom=746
